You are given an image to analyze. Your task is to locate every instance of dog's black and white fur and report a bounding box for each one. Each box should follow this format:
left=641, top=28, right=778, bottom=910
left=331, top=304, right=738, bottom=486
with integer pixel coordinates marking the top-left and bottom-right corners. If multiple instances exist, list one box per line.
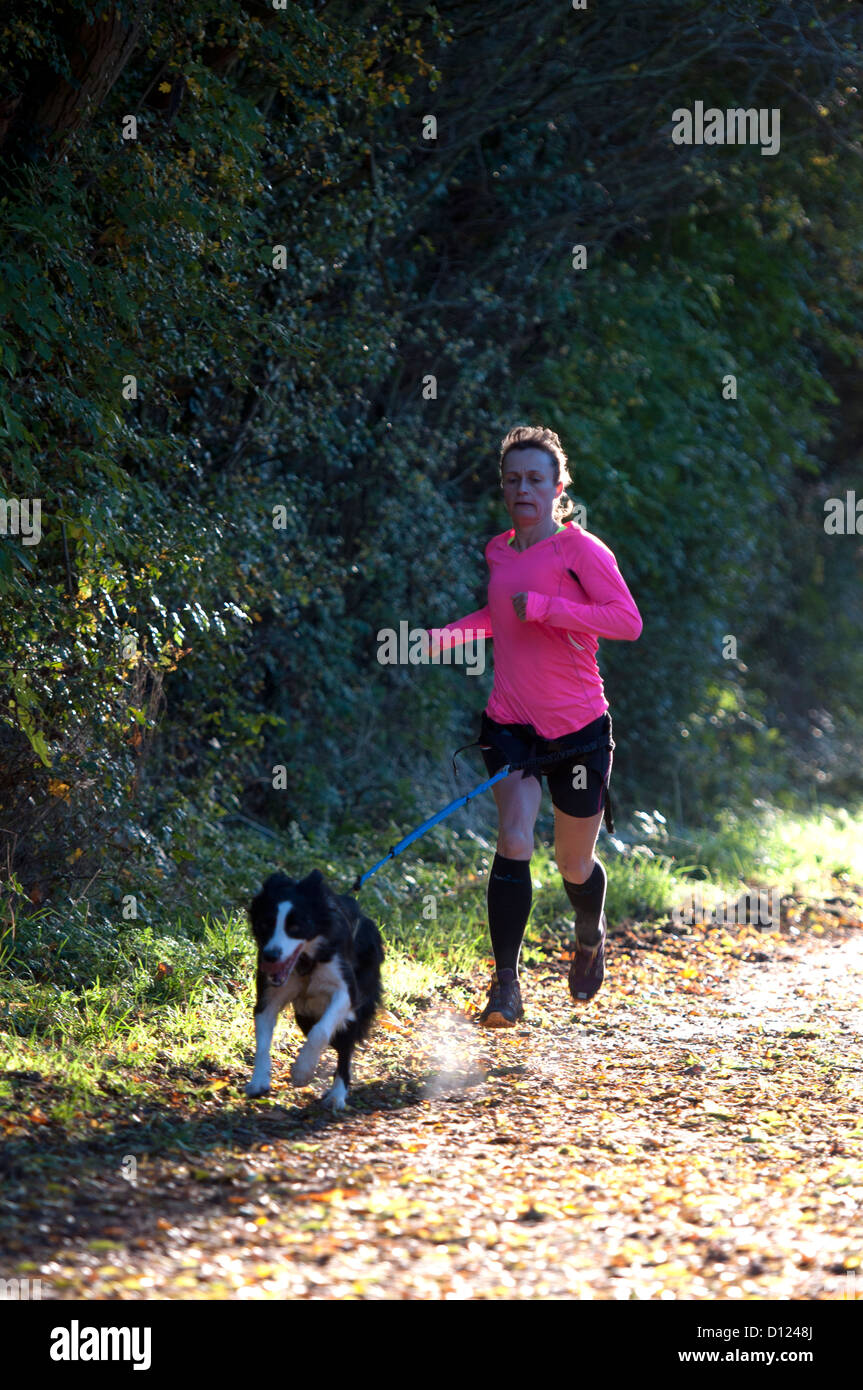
left=245, top=869, right=384, bottom=1111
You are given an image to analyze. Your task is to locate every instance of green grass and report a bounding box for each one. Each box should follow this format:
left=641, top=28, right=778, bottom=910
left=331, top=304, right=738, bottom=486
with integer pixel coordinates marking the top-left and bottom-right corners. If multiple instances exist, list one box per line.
left=657, top=803, right=863, bottom=902
left=1, top=799, right=861, bottom=1130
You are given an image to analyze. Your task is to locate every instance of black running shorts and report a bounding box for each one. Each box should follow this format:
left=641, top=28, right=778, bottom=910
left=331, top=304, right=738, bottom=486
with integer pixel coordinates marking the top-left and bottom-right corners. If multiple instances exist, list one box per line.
left=479, top=711, right=613, bottom=819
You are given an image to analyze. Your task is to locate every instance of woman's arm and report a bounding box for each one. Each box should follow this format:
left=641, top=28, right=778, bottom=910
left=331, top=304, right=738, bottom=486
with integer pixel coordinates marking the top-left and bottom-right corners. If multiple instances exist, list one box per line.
left=427, top=536, right=496, bottom=652
left=426, top=606, right=492, bottom=654
left=523, top=535, right=642, bottom=641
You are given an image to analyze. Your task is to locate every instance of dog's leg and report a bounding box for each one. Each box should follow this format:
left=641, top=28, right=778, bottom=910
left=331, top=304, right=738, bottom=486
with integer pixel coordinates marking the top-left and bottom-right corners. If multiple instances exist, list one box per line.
left=291, top=987, right=353, bottom=1088
left=246, top=995, right=282, bottom=1097
left=323, top=1035, right=354, bottom=1112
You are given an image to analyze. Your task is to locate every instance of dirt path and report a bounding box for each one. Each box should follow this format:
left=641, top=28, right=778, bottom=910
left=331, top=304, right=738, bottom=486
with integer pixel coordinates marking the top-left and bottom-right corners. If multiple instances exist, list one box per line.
left=4, top=908, right=863, bottom=1300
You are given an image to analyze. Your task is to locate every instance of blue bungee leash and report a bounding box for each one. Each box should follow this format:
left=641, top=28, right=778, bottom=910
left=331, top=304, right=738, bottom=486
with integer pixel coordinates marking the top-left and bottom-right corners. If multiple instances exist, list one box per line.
left=350, top=728, right=614, bottom=894
left=350, top=764, right=512, bottom=893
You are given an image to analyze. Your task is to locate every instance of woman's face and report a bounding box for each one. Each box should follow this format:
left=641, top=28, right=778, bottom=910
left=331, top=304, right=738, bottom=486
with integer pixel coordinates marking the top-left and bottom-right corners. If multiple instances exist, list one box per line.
left=501, top=447, right=562, bottom=528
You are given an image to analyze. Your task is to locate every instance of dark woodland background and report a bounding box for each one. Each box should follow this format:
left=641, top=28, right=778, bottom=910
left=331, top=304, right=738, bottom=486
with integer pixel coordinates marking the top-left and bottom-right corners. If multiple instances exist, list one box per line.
left=1, top=0, right=861, bottom=912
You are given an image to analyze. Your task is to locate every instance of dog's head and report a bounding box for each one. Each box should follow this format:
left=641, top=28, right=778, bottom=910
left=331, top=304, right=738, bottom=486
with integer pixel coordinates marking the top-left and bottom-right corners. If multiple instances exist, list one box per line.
left=249, top=869, right=333, bottom=987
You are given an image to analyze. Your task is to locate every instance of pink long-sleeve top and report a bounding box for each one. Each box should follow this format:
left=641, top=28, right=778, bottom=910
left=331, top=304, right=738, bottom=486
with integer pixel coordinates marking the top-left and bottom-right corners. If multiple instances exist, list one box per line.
left=432, top=521, right=642, bottom=738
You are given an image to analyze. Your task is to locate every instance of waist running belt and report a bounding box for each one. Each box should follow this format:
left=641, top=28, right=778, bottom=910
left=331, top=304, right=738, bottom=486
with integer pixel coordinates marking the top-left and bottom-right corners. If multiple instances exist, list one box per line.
left=452, top=712, right=616, bottom=834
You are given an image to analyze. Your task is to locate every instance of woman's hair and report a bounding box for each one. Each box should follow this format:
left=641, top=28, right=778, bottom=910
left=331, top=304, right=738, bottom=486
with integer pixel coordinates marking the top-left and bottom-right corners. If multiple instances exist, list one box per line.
left=499, top=424, right=574, bottom=523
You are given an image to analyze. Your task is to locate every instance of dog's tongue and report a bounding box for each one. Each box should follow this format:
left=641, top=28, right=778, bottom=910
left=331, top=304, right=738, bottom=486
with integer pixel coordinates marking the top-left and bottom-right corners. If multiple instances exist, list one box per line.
left=264, top=943, right=303, bottom=984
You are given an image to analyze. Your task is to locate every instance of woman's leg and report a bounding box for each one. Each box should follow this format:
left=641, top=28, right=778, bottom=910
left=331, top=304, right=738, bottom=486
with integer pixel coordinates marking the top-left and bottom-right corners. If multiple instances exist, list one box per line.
left=487, top=771, right=542, bottom=975
left=554, top=804, right=607, bottom=946
left=493, top=768, right=542, bottom=861
left=478, top=769, right=542, bottom=1026
left=550, top=740, right=613, bottom=954
left=554, top=803, right=609, bottom=1001
left=553, top=804, right=605, bottom=891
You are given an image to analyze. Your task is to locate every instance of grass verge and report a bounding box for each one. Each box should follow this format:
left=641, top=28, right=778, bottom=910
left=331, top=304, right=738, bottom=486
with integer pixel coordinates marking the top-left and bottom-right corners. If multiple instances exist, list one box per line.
left=1, top=800, right=861, bottom=1140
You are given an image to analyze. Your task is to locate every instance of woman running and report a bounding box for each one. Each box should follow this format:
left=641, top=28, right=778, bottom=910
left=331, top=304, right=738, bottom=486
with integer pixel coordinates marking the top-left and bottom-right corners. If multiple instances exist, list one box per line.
left=430, top=425, right=642, bottom=1027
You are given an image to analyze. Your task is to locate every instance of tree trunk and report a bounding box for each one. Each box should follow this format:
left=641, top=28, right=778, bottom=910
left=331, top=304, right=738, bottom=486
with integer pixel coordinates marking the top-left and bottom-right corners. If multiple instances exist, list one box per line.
left=0, top=2, right=149, bottom=162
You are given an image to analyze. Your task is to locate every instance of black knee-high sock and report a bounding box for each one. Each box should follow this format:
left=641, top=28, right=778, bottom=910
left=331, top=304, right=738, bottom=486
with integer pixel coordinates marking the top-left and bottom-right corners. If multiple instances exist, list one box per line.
left=563, top=859, right=607, bottom=947
left=487, top=854, right=532, bottom=975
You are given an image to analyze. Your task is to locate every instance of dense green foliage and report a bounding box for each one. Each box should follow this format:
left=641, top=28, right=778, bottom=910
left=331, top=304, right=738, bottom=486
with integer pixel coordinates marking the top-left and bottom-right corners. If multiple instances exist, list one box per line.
left=0, top=0, right=860, bottom=917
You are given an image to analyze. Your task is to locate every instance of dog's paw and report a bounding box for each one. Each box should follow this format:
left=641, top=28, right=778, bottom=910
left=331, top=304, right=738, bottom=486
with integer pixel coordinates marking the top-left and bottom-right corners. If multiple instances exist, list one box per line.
left=290, top=1048, right=320, bottom=1088
left=323, top=1078, right=348, bottom=1112
left=245, top=1075, right=271, bottom=1098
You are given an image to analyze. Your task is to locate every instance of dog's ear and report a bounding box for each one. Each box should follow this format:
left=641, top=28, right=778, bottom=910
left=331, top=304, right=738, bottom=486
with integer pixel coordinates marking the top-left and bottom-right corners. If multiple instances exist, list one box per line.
left=250, top=872, right=294, bottom=924
left=300, top=869, right=341, bottom=919
left=262, top=871, right=294, bottom=894
left=300, top=868, right=326, bottom=895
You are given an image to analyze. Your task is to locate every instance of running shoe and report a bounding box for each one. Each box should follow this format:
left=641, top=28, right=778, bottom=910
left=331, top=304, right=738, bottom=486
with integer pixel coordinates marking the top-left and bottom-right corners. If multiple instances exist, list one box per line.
left=568, top=912, right=606, bottom=1002
left=478, top=968, right=524, bottom=1027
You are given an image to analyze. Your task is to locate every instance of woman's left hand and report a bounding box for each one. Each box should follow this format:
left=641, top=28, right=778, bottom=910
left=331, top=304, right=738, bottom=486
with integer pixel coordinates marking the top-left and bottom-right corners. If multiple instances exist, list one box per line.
left=511, top=592, right=529, bottom=622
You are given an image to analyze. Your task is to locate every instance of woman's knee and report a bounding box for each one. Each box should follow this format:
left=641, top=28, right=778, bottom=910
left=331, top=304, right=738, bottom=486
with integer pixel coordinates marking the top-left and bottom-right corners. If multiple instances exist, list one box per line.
left=493, top=776, right=540, bottom=861
left=553, top=804, right=604, bottom=883
left=497, top=828, right=534, bottom=861
left=556, top=850, right=595, bottom=884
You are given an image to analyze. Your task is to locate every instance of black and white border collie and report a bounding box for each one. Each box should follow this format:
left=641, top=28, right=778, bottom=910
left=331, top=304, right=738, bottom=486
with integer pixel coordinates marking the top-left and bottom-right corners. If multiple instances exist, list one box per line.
left=245, top=870, right=384, bottom=1111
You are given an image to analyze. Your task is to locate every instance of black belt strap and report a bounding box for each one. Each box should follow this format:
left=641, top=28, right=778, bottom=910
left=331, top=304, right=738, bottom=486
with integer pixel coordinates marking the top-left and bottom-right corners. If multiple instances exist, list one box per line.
left=452, top=715, right=616, bottom=833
